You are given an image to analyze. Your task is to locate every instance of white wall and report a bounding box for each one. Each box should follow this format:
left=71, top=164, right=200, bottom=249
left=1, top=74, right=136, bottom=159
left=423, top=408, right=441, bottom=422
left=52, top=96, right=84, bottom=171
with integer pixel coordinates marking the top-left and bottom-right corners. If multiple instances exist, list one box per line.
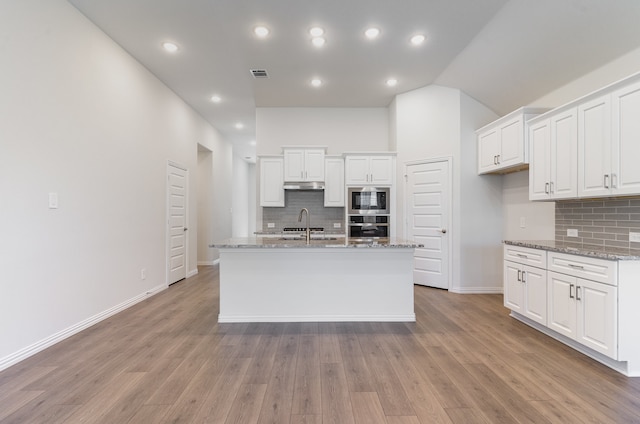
left=393, top=84, right=503, bottom=293
left=256, top=107, right=389, bottom=155
left=0, top=0, right=232, bottom=369
left=232, top=155, right=251, bottom=237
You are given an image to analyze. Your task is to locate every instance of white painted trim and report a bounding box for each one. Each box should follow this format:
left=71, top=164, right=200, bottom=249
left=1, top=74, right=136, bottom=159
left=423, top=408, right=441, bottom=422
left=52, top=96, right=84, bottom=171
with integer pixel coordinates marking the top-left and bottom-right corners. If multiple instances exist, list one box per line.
left=404, top=157, right=454, bottom=290
left=510, top=312, right=636, bottom=377
left=187, top=268, right=199, bottom=278
left=218, top=314, right=416, bottom=323
left=197, top=260, right=217, bottom=266
left=0, top=284, right=167, bottom=372
left=449, top=287, right=503, bottom=294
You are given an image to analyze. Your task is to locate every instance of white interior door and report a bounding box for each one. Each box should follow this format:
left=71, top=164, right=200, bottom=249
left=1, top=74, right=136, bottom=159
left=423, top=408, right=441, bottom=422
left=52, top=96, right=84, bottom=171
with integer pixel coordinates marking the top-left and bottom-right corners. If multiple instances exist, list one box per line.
left=167, top=163, right=188, bottom=284
left=406, top=160, right=450, bottom=289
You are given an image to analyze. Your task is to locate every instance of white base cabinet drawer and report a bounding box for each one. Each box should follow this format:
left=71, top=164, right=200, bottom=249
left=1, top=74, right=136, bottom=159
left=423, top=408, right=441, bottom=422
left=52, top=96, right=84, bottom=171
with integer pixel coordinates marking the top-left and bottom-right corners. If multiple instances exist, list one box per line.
left=548, top=252, right=617, bottom=286
left=503, top=244, right=547, bottom=268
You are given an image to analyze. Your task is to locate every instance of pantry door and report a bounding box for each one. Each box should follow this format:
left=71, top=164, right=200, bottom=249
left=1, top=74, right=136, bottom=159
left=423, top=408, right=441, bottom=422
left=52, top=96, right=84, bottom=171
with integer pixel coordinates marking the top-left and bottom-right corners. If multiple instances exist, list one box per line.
left=405, top=159, right=451, bottom=289
left=167, top=162, right=188, bottom=285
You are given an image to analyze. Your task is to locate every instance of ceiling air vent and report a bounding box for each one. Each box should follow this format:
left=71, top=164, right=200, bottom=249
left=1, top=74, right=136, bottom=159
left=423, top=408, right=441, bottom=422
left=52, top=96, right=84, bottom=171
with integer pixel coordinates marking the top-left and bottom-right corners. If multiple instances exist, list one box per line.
left=250, top=69, right=269, bottom=78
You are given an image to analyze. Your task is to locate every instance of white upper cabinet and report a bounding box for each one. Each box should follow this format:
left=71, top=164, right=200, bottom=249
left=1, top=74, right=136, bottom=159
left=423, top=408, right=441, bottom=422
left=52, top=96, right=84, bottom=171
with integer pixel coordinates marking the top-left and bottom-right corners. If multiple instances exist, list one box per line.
left=477, top=107, right=547, bottom=174
left=528, top=72, right=640, bottom=200
left=283, top=148, right=325, bottom=182
left=344, top=154, right=394, bottom=186
left=612, top=80, right=640, bottom=195
left=259, top=156, right=284, bottom=207
left=529, top=108, right=578, bottom=201
left=324, top=157, right=345, bottom=207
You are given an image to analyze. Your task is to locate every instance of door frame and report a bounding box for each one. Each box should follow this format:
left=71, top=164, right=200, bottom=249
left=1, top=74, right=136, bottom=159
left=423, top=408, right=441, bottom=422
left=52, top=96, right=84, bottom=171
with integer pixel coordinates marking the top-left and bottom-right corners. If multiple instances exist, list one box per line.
left=166, top=160, right=189, bottom=286
left=403, top=156, right=453, bottom=290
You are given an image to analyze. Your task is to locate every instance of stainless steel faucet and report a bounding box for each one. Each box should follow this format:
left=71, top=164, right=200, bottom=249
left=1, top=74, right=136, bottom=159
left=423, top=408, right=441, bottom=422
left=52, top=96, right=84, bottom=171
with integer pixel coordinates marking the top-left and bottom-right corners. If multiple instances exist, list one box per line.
left=298, top=208, right=311, bottom=243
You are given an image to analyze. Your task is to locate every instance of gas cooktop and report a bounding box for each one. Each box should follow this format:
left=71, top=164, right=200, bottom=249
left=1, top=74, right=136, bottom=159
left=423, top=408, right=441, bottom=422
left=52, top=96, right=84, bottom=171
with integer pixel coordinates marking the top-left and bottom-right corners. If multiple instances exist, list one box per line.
left=283, top=227, right=324, bottom=232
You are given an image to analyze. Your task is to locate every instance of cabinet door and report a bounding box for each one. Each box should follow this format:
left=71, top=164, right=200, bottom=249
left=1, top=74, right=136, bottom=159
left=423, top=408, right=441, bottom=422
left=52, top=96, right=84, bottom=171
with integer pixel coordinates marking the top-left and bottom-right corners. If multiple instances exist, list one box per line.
left=612, top=80, right=640, bottom=196
left=304, top=149, right=325, bottom=181
left=547, top=271, right=577, bottom=340
left=529, top=119, right=551, bottom=200
left=324, top=158, right=345, bottom=207
left=550, top=108, right=578, bottom=199
left=345, top=156, right=369, bottom=185
left=260, top=157, right=284, bottom=207
left=576, top=278, right=617, bottom=358
left=523, top=265, right=547, bottom=325
left=369, top=156, right=393, bottom=185
left=283, top=149, right=305, bottom=182
left=578, top=94, right=612, bottom=197
left=504, top=261, right=524, bottom=313
left=499, top=117, right=524, bottom=168
left=478, top=128, right=500, bottom=174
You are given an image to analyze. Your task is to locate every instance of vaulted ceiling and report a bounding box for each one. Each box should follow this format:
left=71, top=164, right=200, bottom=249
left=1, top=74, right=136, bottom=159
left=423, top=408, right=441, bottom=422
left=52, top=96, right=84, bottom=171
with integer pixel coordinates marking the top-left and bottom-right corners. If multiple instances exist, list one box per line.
left=68, top=0, right=640, bottom=161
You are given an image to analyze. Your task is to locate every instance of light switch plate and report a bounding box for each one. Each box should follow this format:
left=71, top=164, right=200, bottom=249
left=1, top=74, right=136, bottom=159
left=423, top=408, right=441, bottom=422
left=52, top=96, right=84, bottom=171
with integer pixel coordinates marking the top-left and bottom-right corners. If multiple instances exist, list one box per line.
left=519, top=217, right=526, bottom=228
left=630, top=232, right=640, bottom=243
left=267, top=223, right=275, bottom=228
left=333, top=222, right=341, bottom=228
left=48, top=192, right=58, bottom=209
left=567, top=229, right=579, bottom=237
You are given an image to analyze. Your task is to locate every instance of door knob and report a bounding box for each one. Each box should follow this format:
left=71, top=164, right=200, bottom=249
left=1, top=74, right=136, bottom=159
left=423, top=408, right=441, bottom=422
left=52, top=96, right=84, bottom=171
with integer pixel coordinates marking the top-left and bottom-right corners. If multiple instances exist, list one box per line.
left=183, top=227, right=188, bottom=232
left=439, top=229, right=447, bottom=234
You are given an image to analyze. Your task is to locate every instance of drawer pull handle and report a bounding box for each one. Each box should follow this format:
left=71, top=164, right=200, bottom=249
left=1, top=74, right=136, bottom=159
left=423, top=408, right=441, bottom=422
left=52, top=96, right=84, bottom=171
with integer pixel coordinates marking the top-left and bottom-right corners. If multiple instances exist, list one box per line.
left=522, top=271, right=526, bottom=283
left=516, top=253, right=528, bottom=259
left=569, top=284, right=575, bottom=299
left=576, top=286, right=582, bottom=301
left=568, top=264, right=585, bottom=270
left=517, top=270, right=522, bottom=282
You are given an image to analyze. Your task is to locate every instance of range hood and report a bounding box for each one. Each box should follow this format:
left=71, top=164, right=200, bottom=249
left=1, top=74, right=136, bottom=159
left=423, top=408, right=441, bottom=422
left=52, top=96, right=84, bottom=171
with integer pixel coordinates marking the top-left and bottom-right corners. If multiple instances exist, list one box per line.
left=283, top=181, right=325, bottom=190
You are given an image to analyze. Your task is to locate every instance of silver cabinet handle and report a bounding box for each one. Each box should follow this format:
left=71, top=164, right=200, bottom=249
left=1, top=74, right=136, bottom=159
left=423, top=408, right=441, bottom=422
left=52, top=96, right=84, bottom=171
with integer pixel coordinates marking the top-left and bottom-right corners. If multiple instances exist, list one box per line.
left=545, top=182, right=550, bottom=194
left=568, top=263, right=585, bottom=270
left=576, top=286, right=582, bottom=301
left=550, top=181, right=554, bottom=194
left=612, top=173, right=618, bottom=189
left=604, top=174, right=610, bottom=189
left=516, top=253, right=528, bottom=259
left=517, top=270, right=522, bottom=282
left=570, top=283, right=575, bottom=299
left=522, top=271, right=526, bottom=283
left=497, top=154, right=500, bottom=164
left=494, top=155, right=497, bottom=165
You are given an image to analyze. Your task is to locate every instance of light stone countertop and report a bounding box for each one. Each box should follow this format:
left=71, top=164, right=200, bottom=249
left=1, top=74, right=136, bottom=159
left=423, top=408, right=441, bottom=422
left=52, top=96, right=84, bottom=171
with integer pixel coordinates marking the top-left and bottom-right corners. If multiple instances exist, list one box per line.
left=210, top=237, right=422, bottom=249
left=504, top=240, right=640, bottom=261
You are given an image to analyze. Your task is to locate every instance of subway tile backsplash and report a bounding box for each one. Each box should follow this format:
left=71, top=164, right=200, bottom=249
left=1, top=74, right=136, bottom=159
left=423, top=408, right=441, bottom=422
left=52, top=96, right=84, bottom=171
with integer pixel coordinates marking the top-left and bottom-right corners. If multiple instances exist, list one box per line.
left=555, top=198, right=640, bottom=254
left=262, top=191, right=345, bottom=232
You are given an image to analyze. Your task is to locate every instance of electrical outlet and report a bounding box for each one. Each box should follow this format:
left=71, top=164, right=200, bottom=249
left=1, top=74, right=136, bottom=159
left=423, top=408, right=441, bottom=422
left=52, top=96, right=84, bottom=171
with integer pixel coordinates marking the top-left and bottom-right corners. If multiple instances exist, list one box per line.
left=567, top=229, right=579, bottom=237
left=333, top=222, right=341, bottom=228
left=48, top=192, right=58, bottom=209
left=267, top=223, right=275, bottom=228
left=140, top=268, right=146, bottom=280
left=630, top=232, right=640, bottom=243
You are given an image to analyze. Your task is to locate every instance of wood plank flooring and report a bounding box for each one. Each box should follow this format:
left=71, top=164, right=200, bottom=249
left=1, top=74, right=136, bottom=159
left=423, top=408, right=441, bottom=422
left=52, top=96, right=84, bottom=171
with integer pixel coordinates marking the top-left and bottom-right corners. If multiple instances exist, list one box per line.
left=1, top=265, right=639, bottom=423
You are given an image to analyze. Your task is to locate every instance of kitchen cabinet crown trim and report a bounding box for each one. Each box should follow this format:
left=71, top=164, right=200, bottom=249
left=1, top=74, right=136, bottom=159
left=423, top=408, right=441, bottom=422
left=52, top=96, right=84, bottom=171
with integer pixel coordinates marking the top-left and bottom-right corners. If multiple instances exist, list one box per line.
left=527, top=71, right=640, bottom=126
left=475, top=107, right=550, bottom=134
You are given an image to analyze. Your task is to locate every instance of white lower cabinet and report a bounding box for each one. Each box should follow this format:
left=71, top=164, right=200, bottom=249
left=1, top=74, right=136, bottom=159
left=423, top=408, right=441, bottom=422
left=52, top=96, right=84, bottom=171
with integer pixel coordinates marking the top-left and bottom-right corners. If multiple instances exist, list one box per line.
left=504, top=245, right=621, bottom=365
left=504, top=261, right=547, bottom=325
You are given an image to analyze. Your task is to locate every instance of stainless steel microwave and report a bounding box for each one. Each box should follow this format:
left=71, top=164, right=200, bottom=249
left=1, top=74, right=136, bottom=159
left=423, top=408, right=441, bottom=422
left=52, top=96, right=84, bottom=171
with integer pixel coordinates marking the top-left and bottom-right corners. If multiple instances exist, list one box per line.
left=348, top=187, right=390, bottom=215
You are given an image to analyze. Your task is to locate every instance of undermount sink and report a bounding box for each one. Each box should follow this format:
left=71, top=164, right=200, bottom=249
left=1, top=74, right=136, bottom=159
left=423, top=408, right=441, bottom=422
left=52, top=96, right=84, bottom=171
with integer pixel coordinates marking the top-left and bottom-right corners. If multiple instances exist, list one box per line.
left=278, top=236, right=338, bottom=241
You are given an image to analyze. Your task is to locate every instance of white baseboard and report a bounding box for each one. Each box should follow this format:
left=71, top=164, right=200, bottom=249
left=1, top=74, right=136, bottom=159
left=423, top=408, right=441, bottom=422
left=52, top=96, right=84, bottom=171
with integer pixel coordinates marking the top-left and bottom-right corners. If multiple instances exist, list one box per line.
left=0, top=283, right=167, bottom=372
left=197, top=259, right=220, bottom=266
left=187, top=268, right=199, bottom=278
left=449, top=286, right=503, bottom=294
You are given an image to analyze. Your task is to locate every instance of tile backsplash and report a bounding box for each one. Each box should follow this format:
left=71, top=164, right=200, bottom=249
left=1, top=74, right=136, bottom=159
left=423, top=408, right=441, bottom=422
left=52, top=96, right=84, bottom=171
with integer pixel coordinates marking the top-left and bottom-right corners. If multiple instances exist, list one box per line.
left=262, top=191, right=345, bottom=232
left=555, top=198, right=640, bottom=253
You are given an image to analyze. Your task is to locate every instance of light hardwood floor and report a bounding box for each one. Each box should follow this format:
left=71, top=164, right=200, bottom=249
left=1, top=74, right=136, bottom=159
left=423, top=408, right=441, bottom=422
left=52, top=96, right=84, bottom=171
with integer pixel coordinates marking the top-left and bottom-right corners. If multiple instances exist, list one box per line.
left=1, top=265, right=639, bottom=423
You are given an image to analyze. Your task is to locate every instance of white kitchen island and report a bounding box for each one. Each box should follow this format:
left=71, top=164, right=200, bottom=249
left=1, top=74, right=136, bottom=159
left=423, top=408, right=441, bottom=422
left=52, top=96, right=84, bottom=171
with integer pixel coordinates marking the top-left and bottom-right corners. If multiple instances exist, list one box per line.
left=210, top=238, right=421, bottom=323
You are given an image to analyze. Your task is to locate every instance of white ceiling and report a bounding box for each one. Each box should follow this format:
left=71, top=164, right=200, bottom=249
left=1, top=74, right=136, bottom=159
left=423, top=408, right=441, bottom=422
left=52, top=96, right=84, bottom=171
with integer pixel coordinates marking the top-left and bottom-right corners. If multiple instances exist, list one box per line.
left=67, top=0, right=640, bottom=162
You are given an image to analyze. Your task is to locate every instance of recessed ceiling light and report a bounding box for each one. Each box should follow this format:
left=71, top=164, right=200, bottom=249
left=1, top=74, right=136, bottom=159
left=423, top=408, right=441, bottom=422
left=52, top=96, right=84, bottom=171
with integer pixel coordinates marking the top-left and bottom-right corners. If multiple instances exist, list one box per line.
left=312, top=37, right=326, bottom=47
left=210, top=95, right=221, bottom=103
left=365, top=28, right=380, bottom=39
left=386, top=78, right=398, bottom=87
left=410, top=34, right=426, bottom=46
left=254, top=26, right=269, bottom=38
left=235, top=122, right=244, bottom=130
left=162, top=42, right=179, bottom=53
left=311, top=78, right=322, bottom=87
left=309, top=27, right=324, bottom=37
